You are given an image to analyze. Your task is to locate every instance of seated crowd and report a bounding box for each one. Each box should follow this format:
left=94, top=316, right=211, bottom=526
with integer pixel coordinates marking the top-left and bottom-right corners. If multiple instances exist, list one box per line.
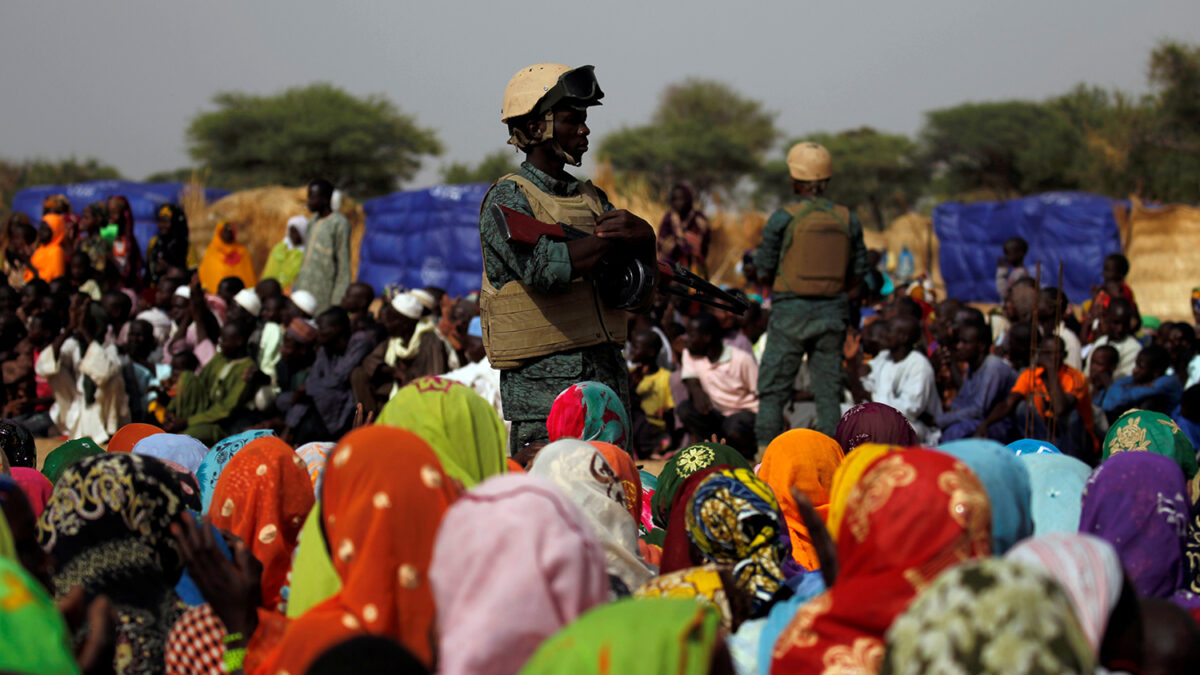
left=1, top=198, right=1199, bottom=675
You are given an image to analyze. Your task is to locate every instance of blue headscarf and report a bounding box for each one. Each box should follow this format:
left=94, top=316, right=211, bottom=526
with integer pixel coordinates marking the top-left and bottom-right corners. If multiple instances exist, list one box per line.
left=132, top=433, right=208, bottom=475
left=1006, top=439, right=1061, bottom=456
left=196, top=430, right=276, bottom=513
left=938, top=439, right=1034, bottom=554
left=1019, top=453, right=1091, bottom=535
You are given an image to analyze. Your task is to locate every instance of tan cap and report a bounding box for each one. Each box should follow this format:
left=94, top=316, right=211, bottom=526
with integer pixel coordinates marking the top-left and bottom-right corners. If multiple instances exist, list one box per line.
left=786, top=142, right=833, bottom=181
left=501, top=63, right=572, bottom=123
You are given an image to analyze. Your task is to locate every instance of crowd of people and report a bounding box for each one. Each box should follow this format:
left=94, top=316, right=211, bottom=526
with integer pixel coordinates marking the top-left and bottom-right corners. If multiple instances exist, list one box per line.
left=3, top=61, right=1200, bottom=675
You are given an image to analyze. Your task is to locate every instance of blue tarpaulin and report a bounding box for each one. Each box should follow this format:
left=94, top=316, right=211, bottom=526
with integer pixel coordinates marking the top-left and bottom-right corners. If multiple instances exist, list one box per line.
left=11, top=180, right=230, bottom=257
left=934, top=192, right=1125, bottom=305
left=357, top=183, right=490, bottom=297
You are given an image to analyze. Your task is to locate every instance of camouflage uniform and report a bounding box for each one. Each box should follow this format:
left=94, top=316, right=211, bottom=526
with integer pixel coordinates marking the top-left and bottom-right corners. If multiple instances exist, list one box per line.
left=754, top=198, right=868, bottom=441
left=479, top=161, right=632, bottom=453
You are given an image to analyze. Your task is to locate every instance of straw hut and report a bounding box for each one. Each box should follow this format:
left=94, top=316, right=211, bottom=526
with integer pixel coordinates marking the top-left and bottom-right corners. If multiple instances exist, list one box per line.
left=1120, top=197, right=1200, bottom=321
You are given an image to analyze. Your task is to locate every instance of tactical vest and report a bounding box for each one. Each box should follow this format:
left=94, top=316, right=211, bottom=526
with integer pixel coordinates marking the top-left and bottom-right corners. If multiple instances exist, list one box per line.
left=773, top=200, right=852, bottom=297
left=480, top=174, right=627, bottom=370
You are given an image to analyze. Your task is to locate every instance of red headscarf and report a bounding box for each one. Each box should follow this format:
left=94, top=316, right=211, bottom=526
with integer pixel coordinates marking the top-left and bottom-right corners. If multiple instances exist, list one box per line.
left=770, top=449, right=993, bottom=673
left=257, top=427, right=458, bottom=673
left=658, top=466, right=727, bottom=574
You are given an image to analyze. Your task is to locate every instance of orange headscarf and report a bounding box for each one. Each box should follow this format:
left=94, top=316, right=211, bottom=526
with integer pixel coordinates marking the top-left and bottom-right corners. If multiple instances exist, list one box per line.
left=106, top=423, right=164, bottom=454
left=207, top=437, right=314, bottom=612
left=198, top=222, right=256, bottom=294
left=31, top=215, right=66, bottom=282
left=590, top=441, right=661, bottom=566
left=257, top=426, right=457, bottom=673
left=757, top=429, right=845, bottom=571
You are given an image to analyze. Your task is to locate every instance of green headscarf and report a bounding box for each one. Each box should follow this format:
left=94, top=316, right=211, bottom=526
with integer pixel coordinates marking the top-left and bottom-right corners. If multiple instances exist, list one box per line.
left=377, top=376, right=507, bottom=488
left=651, top=442, right=751, bottom=529
left=40, top=437, right=103, bottom=485
left=0, top=512, right=14, bottom=561
left=285, top=502, right=342, bottom=619
left=520, top=598, right=722, bottom=675
left=1102, top=410, right=1198, bottom=479
left=0, top=556, right=80, bottom=674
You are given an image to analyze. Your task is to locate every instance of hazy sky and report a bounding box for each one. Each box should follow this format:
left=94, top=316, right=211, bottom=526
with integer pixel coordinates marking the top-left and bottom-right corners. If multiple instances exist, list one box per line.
left=3, top=0, right=1198, bottom=191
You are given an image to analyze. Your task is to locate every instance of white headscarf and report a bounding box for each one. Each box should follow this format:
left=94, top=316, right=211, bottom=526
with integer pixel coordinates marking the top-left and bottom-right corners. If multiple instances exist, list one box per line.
left=285, top=215, right=309, bottom=251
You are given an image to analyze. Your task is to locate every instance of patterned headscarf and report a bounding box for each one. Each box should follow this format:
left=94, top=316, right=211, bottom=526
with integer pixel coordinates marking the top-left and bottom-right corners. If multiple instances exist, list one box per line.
left=295, top=441, right=335, bottom=497
left=771, top=449, right=993, bottom=674
left=882, top=559, right=1094, bottom=674
left=834, top=402, right=917, bottom=454
left=546, top=381, right=631, bottom=451
left=757, top=429, right=845, bottom=570
left=0, top=556, right=79, bottom=675
left=528, top=439, right=655, bottom=593
left=37, top=454, right=188, bottom=675
left=1103, top=409, right=1199, bottom=500
left=590, top=441, right=645, bottom=529
left=1079, top=451, right=1188, bottom=598
left=377, top=376, right=508, bottom=488
left=0, top=419, right=36, bottom=468
left=132, top=433, right=208, bottom=475
left=1019, top=453, right=1091, bottom=535
left=430, top=474, right=609, bottom=675
left=826, top=443, right=906, bottom=542
left=1006, top=533, right=1125, bottom=654
left=256, top=427, right=457, bottom=673
left=106, top=422, right=163, bottom=454
left=635, top=565, right=735, bottom=631
left=521, top=598, right=722, bottom=675
left=651, top=442, right=751, bottom=529
left=195, top=429, right=276, bottom=513
left=40, top=437, right=104, bottom=485
left=938, top=439, right=1034, bottom=554
left=686, top=468, right=788, bottom=613
left=207, top=436, right=314, bottom=612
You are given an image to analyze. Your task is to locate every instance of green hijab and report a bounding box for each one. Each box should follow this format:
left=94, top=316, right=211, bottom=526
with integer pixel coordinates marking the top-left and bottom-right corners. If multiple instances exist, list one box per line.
left=1102, top=410, right=1198, bottom=479
left=520, top=598, right=722, bottom=675
left=285, top=501, right=342, bottom=619
left=377, top=376, right=507, bottom=488
left=0, top=555, right=80, bottom=674
left=40, top=437, right=103, bottom=485
left=651, top=442, right=751, bottom=529
left=0, top=512, right=13, bottom=562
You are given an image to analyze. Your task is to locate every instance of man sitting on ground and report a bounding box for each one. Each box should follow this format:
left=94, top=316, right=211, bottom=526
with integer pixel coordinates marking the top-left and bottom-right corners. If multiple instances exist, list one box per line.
left=285, top=307, right=376, bottom=444
left=937, top=320, right=1017, bottom=442
left=847, top=315, right=942, bottom=444
left=678, top=312, right=758, bottom=458
left=164, top=319, right=259, bottom=444
left=1101, top=344, right=1182, bottom=420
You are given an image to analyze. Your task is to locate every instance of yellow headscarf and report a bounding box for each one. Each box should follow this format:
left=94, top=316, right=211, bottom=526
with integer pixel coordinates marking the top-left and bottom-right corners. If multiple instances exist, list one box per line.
left=198, top=222, right=256, bottom=294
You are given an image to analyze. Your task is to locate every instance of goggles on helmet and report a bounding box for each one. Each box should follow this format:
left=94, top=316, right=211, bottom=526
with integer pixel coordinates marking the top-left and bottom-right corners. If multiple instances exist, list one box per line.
left=535, top=65, right=604, bottom=114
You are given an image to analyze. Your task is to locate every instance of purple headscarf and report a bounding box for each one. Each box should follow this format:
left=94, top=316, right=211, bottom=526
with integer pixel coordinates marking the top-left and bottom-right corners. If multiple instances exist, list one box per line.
left=834, top=402, right=917, bottom=454
left=1079, top=452, right=1189, bottom=598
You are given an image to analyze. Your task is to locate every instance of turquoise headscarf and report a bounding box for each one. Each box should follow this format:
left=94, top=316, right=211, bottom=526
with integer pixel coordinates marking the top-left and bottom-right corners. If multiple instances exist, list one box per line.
left=546, top=381, right=631, bottom=451
left=1006, top=439, right=1061, bottom=456
left=1019, top=453, right=1091, bottom=535
left=938, top=439, right=1033, bottom=554
left=196, top=430, right=277, bottom=513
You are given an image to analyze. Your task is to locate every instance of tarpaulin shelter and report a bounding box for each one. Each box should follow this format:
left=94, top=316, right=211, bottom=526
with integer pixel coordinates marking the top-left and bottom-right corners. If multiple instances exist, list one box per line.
left=11, top=180, right=230, bottom=257
left=357, top=183, right=489, bottom=297
left=934, top=192, right=1125, bottom=306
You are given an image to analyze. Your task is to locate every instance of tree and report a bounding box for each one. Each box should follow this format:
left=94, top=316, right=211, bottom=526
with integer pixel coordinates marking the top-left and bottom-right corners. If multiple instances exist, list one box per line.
left=598, top=79, right=778, bottom=196
left=440, top=149, right=520, bottom=184
left=755, top=128, right=927, bottom=228
left=144, top=167, right=199, bottom=183
left=1132, top=41, right=1200, bottom=203
left=0, top=157, right=123, bottom=221
left=187, top=83, right=442, bottom=196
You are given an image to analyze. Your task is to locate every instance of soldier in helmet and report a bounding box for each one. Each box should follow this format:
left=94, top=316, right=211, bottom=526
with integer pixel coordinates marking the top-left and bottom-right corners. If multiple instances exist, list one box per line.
left=478, top=63, right=657, bottom=452
left=753, top=142, right=869, bottom=445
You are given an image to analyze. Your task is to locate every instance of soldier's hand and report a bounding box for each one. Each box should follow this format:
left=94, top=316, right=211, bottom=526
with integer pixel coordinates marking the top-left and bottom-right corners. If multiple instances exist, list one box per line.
left=595, top=210, right=655, bottom=244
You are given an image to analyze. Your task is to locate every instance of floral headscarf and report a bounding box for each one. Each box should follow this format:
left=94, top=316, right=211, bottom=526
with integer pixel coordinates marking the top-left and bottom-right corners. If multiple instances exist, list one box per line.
left=636, top=565, right=735, bottom=631
left=826, top=443, right=906, bottom=542
left=834, top=402, right=917, bottom=454
left=770, top=449, right=993, bottom=674
left=882, top=559, right=1094, bottom=674
left=257, top=427, right=457, bottom=673
left=195, top=429, right=276, bottom=513
left=430, top=474, right=609, bottom=675
left=651, top=442, right=751, bottom=530
left=757, top=429, right=844, bottom=570
left=38, top=454, right=188, bottom=675
left=1103, top=409, right=1199, bottom=500
left=938, top=439, right=1034, bottom=554
left=547, top=381, right=631, bottom=451
left=0, top=419, right=36, bottom=468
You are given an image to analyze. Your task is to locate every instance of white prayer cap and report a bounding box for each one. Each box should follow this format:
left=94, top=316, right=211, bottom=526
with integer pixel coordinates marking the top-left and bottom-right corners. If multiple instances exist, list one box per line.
left=410, top=288, right=436, bottom=312
left=291, top=290, right=319, bottom=317
left=174, top=285, right=191, bottom=299
left=391, top=292, right=424, bottom=320
left=234, top=288, right=262, bottom=317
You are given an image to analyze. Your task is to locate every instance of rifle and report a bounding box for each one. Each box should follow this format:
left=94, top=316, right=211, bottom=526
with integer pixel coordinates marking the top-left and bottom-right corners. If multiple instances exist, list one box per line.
left=492, top=204, right=749, bottom=315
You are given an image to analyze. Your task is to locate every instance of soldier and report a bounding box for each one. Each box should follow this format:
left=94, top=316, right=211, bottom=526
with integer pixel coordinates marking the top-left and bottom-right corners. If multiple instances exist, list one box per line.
left=753, top=142, right=868, bottom=445
left=478, top=63, right=656, bottom=452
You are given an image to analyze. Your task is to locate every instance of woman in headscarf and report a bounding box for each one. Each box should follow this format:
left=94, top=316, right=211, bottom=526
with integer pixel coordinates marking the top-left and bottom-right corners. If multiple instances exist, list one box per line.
left=757, top=429, right=844, bottom=570
left=1006, top=438, right=1062, bottom=455
left=106, top=422, right=163, bottom=454
left=657, top=466, right=731, bottom=575
left=1102, top=408, right=1199, bottom=501
left=430, top=474, right=609, bottom=675
left=8, top=468, right=52, bottom=519
left=255, top=426, right=457, bottom=673
left=591, top=441, right=659, bottom=565
left=770, top=449, right=993, bottom=674
left=938, top=438, right=1033, bottom=554
left=30, top=219, right=66, bottom=282
left=651, top=441, right=752, bottom=534
left=657, top=182, right=711, bottom=277
left=194, top=429, right=276, bottom=513
left=521, top=598, right=727, bottom=675
left=0, top=553, right=79, bottom=675
left=825, top=443, right=906, bottom=542
left=547, top=380, right=632, bottom=451
left=377, top=376, right=507, bottom=488
left=1020, top=452, right=1091, bottom=535
left=38, top=453, right=189, bottom=674
left=146, top=204, right=196, bottom=285
left=261, top=215, right=308, bottom=289
left=198, top=221, right=256, bottom=295
left=105, top=195, right=142, bottom=289
left=1080, top=451, right=1190, bottom=599
left=833, top=401, right=917, bottom=455
left=0, top=473, right=55, bottom=590
left=881, top=558, right=1094, bottom=674
left=0, top=418, right=36, bottom=468
left=295, top=441, right=335, bottom=497
left=527, top=439, right=656, bottom=594
left=40, top=437, right=104, bottom=485
left=132, top=432, right=208, bottom=475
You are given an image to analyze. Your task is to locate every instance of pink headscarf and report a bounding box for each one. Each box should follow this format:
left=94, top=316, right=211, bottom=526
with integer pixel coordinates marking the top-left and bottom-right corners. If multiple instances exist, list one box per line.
left=10, top=467, right=53, bottom=518
left=429, top=474, right=609, bottom=675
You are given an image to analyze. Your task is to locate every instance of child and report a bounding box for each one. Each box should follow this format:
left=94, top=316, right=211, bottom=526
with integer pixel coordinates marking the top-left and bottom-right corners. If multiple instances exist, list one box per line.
left=30, top=222, right=65, bottom=282
left=995, top=236, right=1030, bottom=300
left=629, top=330, right=674, bottom=458
left=67, top=251, right=101, bottom=301
left=1101, top=344, right=1181, bottom=420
